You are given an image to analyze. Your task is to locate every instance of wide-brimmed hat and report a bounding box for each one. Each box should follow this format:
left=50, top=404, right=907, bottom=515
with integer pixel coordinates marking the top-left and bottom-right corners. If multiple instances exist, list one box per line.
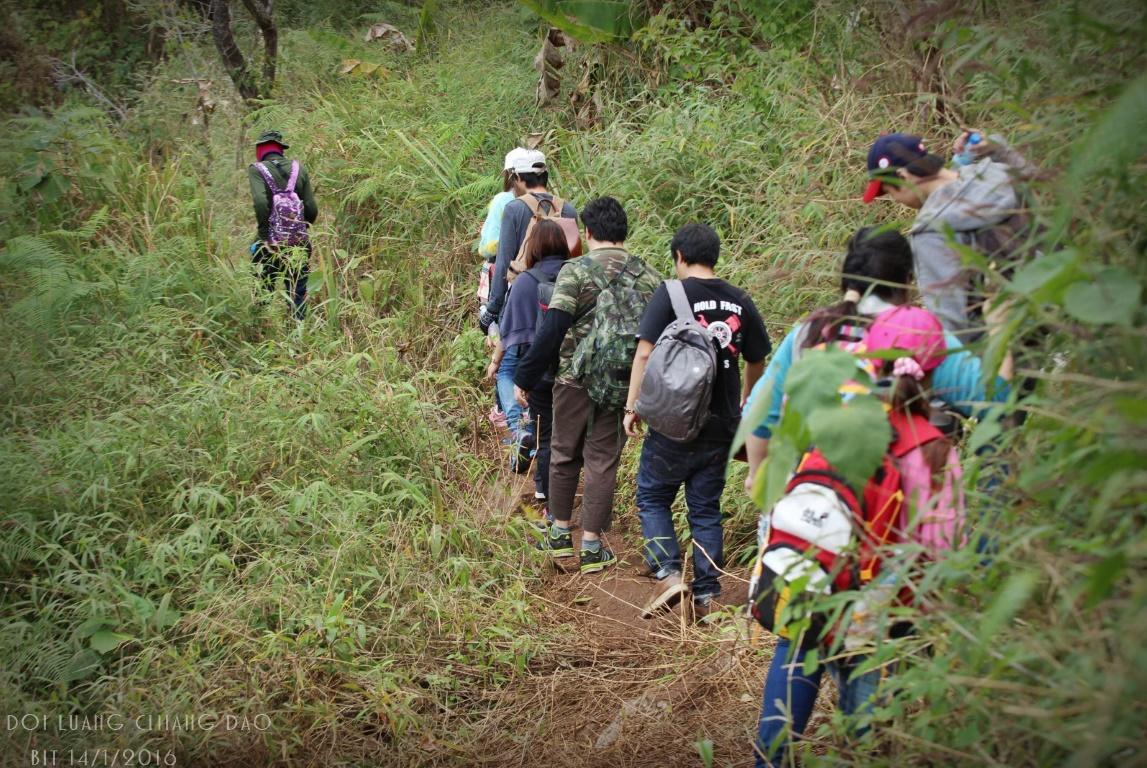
left=255, top=130, right=289, bottom=149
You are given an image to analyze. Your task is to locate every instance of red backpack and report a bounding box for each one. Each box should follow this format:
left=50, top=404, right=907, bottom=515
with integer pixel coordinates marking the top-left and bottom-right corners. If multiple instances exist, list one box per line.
left=748, top=410, right=943, bottom=650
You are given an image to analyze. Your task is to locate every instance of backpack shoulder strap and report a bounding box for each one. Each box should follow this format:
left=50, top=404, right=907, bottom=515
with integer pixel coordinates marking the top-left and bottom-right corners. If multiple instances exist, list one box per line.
left=519, top=193, right=544, bottom=217
left=888, top=411, right=945, bottom=457
left=285, top=160, right=300, bottom=193
left=545, top=194, right=564, bottom=214
left=665, top=279, right=694, bottom=323
left=253, top=161, right=279, bottom=193
left=524, top=265, right=552, bottom=285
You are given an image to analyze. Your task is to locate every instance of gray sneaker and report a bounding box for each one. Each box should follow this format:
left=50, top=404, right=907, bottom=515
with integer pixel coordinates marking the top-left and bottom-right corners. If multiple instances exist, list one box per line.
left=642, top=572, right=689, bottom=618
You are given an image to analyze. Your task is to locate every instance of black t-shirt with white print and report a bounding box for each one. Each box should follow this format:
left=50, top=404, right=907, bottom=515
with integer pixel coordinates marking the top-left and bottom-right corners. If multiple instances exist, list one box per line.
left=637, top=277, right=770, bottom=442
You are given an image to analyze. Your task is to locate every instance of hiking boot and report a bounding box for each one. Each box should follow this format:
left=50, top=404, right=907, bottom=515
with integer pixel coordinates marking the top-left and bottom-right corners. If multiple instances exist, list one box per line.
left=535, top=524, right=574, bottom=558
left=642, top=572, right=689, bottom=619
left=579, top=545, right=617, bottom=574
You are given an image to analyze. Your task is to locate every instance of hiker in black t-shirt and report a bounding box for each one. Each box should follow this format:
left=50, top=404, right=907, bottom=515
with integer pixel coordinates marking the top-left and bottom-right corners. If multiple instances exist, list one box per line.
left=624, top=223, right=770, bottom=619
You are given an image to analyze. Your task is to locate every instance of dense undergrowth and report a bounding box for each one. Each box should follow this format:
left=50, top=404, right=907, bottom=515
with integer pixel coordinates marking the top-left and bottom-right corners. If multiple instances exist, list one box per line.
left=1, top=0, right=1145, bottom=765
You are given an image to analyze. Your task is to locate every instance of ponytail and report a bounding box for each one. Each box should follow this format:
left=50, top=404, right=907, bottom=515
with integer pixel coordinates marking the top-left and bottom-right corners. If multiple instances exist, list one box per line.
left=889, top=368, right=952, bottom=487
left=802, top=298, right=860, bottom=349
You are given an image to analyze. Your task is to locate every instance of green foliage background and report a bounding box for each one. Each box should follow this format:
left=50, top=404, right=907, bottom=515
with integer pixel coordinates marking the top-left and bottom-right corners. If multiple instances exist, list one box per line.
left=0, top=0, right=1144, bottom=765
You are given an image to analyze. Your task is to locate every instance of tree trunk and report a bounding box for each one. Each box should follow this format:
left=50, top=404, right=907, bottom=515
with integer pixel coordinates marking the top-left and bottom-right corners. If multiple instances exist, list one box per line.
left=240, top=0, right=277, bottom=95
left=210, top=0, right=258, bottom=102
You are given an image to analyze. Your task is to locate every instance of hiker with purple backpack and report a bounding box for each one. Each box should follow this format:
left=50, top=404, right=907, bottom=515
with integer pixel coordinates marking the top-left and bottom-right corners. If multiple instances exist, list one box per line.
left=249, top=130, right=318, bottom=319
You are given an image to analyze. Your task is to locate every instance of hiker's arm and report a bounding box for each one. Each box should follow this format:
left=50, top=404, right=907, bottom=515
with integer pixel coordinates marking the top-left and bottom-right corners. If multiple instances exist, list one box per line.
left=956, top=130, right=1038, bottom=180
left=248, top=165, right=271, bottom=240
left=486, top=338, right=504, bottom=382
left=623, top=339, right=654, bottom=438
left=299, top=168, right=318, bottom=224
left=513, top=308, right=572, bottom=393
left=742, top=360, right=765, bottom=408
left=744, top=434, right=770, bottom=496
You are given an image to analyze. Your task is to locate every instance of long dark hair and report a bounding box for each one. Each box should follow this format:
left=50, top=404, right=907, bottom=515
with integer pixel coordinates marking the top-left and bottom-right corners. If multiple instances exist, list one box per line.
left=802, top=226, right=914, bottom=349
left=523, top=219, right=571, bottom=269
left=884, top=363, right=953, bottom=486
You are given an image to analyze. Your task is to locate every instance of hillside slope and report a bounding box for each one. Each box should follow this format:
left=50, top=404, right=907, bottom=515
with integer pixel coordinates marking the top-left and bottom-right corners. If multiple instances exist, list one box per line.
left=1, top=1, right=1145, bottom=766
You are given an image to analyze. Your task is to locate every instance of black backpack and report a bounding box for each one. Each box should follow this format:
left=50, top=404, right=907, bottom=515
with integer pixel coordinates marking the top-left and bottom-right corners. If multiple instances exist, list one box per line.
left=525, top=264, right=560, bottom=382
left=525, top=265, right=558, bottom=335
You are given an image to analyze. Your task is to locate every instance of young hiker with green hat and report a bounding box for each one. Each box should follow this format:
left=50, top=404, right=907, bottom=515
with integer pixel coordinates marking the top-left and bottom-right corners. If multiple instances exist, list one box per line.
left=249, top=130, right=319, bottom=319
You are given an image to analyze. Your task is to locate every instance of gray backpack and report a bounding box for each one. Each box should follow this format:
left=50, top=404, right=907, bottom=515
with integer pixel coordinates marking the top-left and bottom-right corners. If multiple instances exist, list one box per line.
left=634, top=280, right=717, bottom=442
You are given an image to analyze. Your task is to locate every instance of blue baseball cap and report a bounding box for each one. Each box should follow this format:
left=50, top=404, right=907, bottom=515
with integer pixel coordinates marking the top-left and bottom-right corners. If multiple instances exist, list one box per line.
left=863, top=133, right=943, bottom=203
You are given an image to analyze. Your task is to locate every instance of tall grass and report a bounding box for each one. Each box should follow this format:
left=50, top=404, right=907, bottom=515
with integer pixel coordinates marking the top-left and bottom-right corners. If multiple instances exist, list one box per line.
left=0, top=0, right=1144, bottom=765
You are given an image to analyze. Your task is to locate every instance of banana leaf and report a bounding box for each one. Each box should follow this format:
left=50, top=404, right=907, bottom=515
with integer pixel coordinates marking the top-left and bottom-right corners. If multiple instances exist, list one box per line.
left=518, top=0, right=646, bottom=43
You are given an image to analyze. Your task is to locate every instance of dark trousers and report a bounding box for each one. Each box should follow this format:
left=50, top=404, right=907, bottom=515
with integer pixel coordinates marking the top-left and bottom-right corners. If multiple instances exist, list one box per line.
left=549, top=382, right=626, bottom=535
left=528, top=382, right=554, bottom=499
left=635, top=430, right=729, bottom=598
left=253, top=241, right=310, bottom=319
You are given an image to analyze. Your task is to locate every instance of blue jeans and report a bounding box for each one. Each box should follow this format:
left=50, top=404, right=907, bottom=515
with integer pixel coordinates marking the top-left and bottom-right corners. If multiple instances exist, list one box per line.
left=496, top=344, right=533, bottom=438
left=754, top=637, right=882, bottom=767
left=635, top=430, right=728, bottom=598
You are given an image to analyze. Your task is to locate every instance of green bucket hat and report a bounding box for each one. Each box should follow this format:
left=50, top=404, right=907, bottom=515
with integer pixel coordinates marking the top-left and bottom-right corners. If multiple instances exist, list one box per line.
left=255, top=130, right=289, bottom=149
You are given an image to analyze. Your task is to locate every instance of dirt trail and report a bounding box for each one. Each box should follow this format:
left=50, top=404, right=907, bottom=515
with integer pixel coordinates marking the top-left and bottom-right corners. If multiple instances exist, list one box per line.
left=473, top=464, right=769, bottom=767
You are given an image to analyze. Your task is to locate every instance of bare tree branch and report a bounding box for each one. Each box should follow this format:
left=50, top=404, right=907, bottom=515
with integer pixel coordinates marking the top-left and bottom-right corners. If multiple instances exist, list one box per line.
left=50, top=53, right=129, bottom=122
left=239, top=0, right=277, bottom=94
left=210, top=0, right=258, bottom=102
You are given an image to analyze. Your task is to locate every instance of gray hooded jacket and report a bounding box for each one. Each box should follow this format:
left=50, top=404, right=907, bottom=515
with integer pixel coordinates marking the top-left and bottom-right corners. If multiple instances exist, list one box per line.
left=910, top=147, right=1024, bottom=341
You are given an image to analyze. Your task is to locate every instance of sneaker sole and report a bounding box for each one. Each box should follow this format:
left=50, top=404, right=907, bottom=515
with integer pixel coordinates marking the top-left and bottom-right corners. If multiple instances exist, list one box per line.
left=580, top=557, right=617, bottom=574
left=642, top=583, right=689, bottom=619
left=547, top=547, right=575, bottom=558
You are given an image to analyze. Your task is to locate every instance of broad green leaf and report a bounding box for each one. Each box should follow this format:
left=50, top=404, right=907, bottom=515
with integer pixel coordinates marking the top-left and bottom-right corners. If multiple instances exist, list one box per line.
left=808, top=395, right=890, bottom=490
left=1063, top=267, right=1141, bottom=326
left=757, top=438, right=799, bottom=513
left=518, top=0, right=645, bottom=43
left=1007, top=248, right=1082, bottom=302
left=783, top=348, right=859, bottom=422
left=90, top=630, right=133, bottom=654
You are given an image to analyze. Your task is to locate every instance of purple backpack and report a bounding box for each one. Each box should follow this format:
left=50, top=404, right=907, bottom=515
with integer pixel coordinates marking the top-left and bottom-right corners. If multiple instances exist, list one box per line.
left=254, top=160, right=309, bottom=246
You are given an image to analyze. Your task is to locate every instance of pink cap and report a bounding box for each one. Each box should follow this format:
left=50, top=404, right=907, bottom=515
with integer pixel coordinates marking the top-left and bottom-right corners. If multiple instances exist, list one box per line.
left=866, top=306, right=946, bottom=372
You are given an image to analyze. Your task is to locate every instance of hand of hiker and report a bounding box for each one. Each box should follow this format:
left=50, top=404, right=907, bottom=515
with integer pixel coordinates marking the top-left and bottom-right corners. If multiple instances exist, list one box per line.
left=514, top=385, right=529, bottom=407
left=485, top=361, right=498, bottom=381
left=623, top=410, right=643, bottom=439
left=954, top=129, right=985, bottom=157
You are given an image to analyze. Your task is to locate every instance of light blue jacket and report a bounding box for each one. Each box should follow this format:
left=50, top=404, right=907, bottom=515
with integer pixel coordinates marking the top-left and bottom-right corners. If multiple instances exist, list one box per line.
left=478, top=191, right=515, bottom=260
left=745, top=310, right=1010, bottom=439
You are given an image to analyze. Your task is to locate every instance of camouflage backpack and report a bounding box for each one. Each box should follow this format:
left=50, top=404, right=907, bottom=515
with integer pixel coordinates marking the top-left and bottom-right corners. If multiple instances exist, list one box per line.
left=570, top=253, right=659, bottom=410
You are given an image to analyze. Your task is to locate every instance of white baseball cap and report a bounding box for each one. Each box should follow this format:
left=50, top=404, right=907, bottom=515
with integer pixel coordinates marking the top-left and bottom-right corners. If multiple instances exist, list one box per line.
left=506, top=148, right=546, bottom=175
left=503, top=147, right=528, bottom=171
